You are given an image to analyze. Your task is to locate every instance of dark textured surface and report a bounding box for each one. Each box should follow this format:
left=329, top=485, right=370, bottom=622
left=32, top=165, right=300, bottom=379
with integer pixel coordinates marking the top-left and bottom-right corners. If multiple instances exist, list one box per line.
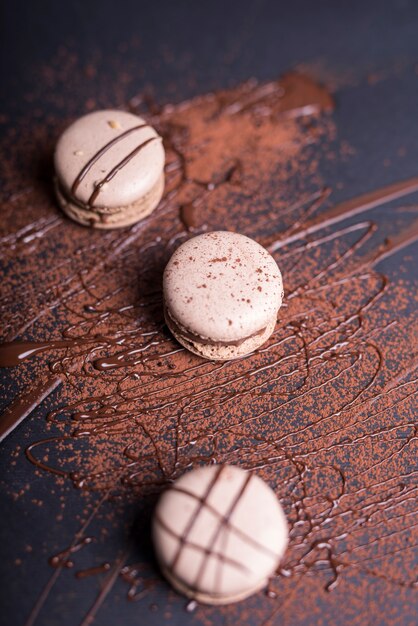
left=1, top=1, right=418, bottom=625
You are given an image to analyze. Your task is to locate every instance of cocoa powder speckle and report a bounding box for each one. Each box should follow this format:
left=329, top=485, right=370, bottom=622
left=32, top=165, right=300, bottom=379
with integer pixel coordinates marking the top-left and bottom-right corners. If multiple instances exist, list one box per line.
left=0, top=50, right=417, bottom=626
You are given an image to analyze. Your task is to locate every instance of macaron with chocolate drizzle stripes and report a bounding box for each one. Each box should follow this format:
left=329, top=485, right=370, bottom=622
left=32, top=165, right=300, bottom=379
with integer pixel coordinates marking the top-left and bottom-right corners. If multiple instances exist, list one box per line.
left=163, top=231, right=284, bottom=360
left=152, top=464, right=288, bottom=605
left=54, top=110, right=165, bottom=228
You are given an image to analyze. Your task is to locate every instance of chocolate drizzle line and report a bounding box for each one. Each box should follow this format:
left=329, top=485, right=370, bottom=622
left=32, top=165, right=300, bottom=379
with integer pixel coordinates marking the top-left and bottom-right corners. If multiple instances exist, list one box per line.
left=49, top=536, right=94, bottom=569
left=169, top=465, right=225, bottom=572
left=87, top=136, right=160, bottom=207
left=268, top=174, right=418, bottom=252
left=164, top=484, right=279, bottom=561
left=79, top=550, right=130, bottom=626
left=75, top=563, right=111, bottom=579
left=70, top=124, right=148, bottom=197
left=192, top=470, right=254, bottom=593
left=1, top=70, right=417, bottom=626
left=156, top=514, right=252, bottom=576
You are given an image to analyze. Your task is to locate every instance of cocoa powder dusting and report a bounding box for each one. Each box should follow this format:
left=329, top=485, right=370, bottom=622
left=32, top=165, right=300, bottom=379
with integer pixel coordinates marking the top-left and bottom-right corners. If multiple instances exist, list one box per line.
left=0, top=52, right=417, bottom=626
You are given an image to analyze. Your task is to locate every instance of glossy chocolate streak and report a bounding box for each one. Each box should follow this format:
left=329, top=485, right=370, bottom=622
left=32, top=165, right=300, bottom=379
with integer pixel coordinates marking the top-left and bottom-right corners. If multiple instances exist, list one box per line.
left=1, top=72, right=417, bottom=626
left=75, top=563, right=111, bottom=579
left=0, top=340, right=77, bottom=366
left=0, top=376, right=61, bottom=442
left=71, top=124, right=148, bottom=196
left=268, top=175, right=418, bottom=252
left=88, top=136, right=160, bottom=207
left=0, top=335, right=124, bottom=367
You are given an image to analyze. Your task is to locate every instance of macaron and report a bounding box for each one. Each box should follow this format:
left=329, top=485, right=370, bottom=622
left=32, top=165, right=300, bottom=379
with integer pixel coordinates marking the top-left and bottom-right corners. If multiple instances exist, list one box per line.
left=152, top=464, right=288, bottom=605
left=163, top=231, right=283, bottom=360
left=54, top=110, right=165, bottom=228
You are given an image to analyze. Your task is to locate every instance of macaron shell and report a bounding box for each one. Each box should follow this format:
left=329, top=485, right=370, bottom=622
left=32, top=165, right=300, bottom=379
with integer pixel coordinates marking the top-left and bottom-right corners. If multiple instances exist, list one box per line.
left=163, top=232, right=283, bottom=343
left=54, top=110, right=165, bottom=208
left=153, top=465, right=288, bottom=603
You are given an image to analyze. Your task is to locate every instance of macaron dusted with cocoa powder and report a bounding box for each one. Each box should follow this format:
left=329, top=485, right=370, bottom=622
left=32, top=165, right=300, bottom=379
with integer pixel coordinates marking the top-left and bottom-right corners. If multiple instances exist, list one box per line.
left=152, top=464, right=288, bottom=605
left=163, top=231, right=283, bottom=360
left=54, top=110, right=165, bottom=228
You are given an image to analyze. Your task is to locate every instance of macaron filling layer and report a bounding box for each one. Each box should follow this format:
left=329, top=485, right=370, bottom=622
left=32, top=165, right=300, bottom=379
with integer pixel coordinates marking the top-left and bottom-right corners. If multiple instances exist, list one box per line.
left=55, top=173, right=165, bottom=228
left=159, top=563, right=272, bottom=606
left=164, top=305, right=269, bottom=348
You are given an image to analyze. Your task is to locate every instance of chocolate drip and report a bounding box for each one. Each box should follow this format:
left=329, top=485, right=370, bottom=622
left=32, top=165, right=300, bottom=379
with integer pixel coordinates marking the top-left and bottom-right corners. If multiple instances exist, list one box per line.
left=0, top=334, right=127, bottom=368
left=180, top=203, right=198, bottom=231
left=77, top=551, right=130, bottom=626
left=178, top=159, right=242, bottom=232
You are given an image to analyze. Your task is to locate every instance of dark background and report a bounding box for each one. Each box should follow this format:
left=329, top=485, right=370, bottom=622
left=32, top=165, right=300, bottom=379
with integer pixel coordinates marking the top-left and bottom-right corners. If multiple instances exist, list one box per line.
left=3, top=0, right=418, bottom=194
left=1, top=1, right=418, bottom=625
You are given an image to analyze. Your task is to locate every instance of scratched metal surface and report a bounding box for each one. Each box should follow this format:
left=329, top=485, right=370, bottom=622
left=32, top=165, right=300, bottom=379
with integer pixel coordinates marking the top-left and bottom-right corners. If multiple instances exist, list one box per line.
left=1, top=1, right=418, bottom=626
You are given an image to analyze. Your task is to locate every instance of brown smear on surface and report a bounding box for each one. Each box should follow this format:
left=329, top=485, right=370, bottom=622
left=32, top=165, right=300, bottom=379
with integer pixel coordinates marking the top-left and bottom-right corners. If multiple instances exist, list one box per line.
left=0, top=376, right=61, bottom=442
left=0, top=68, right=417, bottom=626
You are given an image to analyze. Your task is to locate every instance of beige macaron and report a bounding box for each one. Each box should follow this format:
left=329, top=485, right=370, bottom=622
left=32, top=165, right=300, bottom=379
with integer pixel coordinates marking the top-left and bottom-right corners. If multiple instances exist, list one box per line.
left=152, top=464, right=288, bottom=605
left=54, top=110, right=165, bottom=228
left=163, top=231, right=283, bottom=360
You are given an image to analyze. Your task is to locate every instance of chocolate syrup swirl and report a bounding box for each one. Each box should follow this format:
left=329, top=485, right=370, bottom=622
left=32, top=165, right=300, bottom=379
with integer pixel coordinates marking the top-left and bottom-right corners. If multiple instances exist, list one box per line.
left=0, top=71, right=417, bottom=626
